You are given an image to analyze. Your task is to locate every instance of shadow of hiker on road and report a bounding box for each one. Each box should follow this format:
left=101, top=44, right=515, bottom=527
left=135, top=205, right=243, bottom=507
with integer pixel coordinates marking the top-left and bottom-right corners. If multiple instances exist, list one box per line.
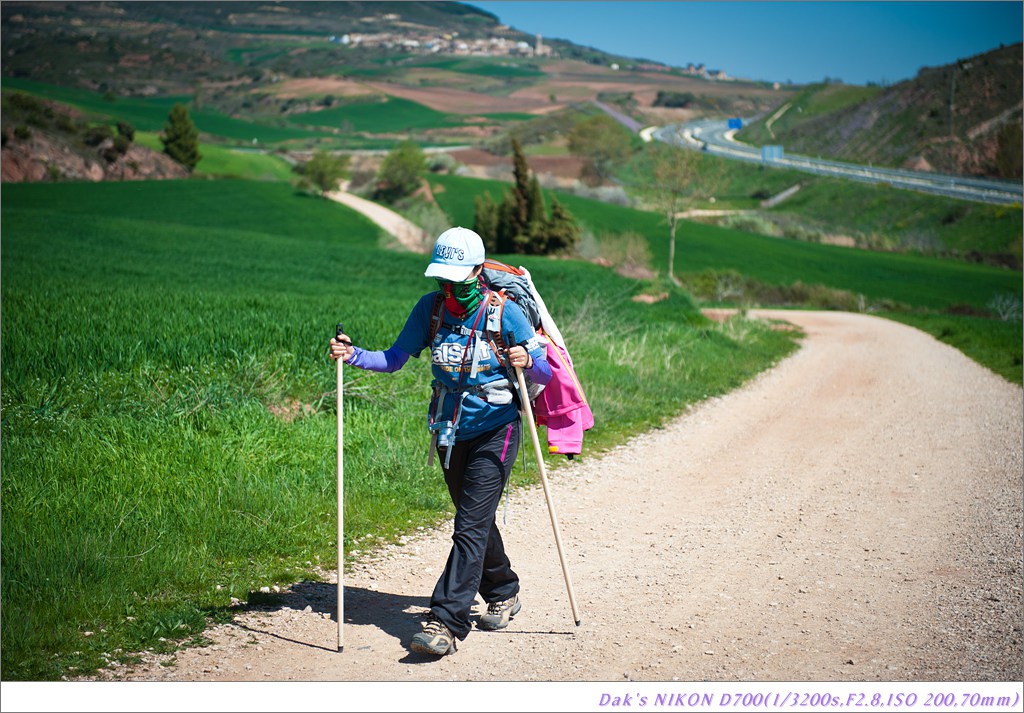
left=239, top=580, right=573, bottom=663
left=239, top=580, right=445, bottom=661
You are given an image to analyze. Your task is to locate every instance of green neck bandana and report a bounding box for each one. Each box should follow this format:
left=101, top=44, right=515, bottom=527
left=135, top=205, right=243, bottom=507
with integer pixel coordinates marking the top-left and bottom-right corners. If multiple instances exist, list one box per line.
left=437, top=276, right=484, bottom=318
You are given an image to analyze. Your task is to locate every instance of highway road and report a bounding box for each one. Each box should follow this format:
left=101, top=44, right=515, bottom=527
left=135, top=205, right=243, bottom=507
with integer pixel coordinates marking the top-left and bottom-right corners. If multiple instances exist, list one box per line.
left=648, top=118, right=1023, bottom=206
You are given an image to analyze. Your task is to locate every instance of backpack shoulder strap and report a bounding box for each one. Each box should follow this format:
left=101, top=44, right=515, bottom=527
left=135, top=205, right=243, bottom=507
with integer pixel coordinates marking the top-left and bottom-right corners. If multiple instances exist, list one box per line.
left=428, top=291, right=444, bottom=343
left=486, top=289, right=510, bottom=365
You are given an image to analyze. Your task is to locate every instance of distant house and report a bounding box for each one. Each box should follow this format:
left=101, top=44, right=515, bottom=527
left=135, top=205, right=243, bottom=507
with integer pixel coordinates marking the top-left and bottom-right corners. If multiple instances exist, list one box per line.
left=535, top=34, right=554, bottom=57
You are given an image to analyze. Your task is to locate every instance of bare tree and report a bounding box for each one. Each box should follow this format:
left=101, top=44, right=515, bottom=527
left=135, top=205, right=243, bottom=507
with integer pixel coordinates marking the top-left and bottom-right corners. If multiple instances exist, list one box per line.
left=643, top=143, right=724, bottom=284
left=568, top=114, right=633, bottom=187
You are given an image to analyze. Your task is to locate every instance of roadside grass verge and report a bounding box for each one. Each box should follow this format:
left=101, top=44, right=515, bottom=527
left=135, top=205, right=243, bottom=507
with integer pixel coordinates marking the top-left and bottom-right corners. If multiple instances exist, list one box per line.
left=779, top=178, right=1023, bottom=264
left=1, top=179, right=798, bottom=680
left=737, top=83, right=883, bottom=144
left=879, top=312, right=1023, bottom=386
left=617, top=147, right=1022, bottom=266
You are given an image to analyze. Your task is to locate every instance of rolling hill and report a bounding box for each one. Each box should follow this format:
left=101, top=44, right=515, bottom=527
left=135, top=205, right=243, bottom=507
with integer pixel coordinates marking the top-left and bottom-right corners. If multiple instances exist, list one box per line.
left=736, top=43, right=1023, bottom=180
left=3, top=1, right=1019, bottom=182
left=0, top=0, right=792, bottom=150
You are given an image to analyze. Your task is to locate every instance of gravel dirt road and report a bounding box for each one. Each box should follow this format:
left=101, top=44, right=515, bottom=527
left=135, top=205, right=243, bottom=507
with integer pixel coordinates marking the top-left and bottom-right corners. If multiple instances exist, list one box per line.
left=326, top=184, right=430, bottom=253
left=77, top=309, right=1022, bottom=702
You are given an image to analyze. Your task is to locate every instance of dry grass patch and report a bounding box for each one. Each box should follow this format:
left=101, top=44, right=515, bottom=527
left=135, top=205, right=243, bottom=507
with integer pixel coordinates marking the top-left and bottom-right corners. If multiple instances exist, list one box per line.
left=266, top=398, right=318, bottom=423
left=361, top=81, right=547, bottom=114
left=631, top=292, right=668, bottom=304
left=267, top=77, right=377, bottom=99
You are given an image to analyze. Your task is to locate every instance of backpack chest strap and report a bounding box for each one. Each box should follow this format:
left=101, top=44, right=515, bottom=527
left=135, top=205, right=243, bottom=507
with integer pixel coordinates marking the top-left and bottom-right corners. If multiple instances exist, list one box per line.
left=447, top=323, right=488, bottom=338
left=429, top=291, right=510, bottom=366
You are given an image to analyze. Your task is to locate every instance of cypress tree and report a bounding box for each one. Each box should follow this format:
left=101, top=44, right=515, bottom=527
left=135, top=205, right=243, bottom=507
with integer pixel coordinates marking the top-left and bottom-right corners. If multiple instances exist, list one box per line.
left=509, top=138, right=531, bottom=239
left=473, top=192, right=499, bottom=251
left=496, top=194, right=517, bottom=254
left=489, top=139, right=583, bottom=257
left=545, top=197, right=582, bottom=254
left=527, top=174, right=546, bottom=225
left=160, top=103, right=201, bottom=172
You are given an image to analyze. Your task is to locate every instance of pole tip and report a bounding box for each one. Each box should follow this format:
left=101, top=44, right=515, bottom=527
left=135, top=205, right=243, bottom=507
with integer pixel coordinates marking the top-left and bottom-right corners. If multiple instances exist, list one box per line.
left=338, top=645, right=344, bottom=653
left=575, top=619, right=582, bottom=627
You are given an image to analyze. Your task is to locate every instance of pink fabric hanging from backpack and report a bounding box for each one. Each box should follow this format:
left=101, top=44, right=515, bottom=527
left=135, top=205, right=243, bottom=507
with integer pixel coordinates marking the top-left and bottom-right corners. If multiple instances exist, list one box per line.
left=534, top=337, right=594, bottom=457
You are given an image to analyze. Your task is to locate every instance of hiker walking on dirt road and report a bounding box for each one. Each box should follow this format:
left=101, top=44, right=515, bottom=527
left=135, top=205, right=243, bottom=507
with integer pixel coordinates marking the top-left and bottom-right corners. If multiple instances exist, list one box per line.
left=329, top=227, right=551, bottom=656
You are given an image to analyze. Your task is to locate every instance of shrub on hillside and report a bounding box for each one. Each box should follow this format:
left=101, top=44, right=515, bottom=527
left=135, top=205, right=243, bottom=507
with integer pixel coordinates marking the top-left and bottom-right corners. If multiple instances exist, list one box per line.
left=294, top=150, right=350, bottom=197
left=373, top=141, right=426, bottom=203
left=83, top=125, right=114, bottom=147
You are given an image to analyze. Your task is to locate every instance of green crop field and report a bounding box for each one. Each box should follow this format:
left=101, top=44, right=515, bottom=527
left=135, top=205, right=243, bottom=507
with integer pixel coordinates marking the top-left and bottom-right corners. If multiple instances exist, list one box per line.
left=287, top=95, right=465, bottom=133
left=2, top=78, right=335, bottom=144
left=413, top=57, right=546, bottom=79
left=480, top=111, right=538, bottom=122
left=1, top=179, right=799, bottom=680
left=2, top=79, right=533, bottom=150
left=133, top=132, right=296, bottom=181
left=193, top=146, right=296, bottom=182
left=2, top=78, right=186, bottom=131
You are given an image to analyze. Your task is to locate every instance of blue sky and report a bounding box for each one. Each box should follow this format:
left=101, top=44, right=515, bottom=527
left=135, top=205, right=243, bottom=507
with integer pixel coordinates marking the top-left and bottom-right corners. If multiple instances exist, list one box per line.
left=467, top=1, right=1023, bottom=85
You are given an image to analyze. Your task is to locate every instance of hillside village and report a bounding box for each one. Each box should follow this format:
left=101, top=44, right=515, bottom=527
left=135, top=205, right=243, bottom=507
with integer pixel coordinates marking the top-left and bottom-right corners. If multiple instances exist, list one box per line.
left=327, top=15, right=733, bottom=80
left=329, top=23, right=556, bottom=59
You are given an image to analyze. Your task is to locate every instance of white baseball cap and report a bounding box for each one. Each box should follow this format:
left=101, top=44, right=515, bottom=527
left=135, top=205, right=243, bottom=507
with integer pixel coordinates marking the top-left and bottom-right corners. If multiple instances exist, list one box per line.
left=423, top=227, right=486, bottom=282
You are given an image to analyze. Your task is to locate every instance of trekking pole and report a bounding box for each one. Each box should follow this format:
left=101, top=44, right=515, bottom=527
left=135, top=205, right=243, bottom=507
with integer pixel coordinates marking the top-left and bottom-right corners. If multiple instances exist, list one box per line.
left=335, top=323, right=346, bottom=652
left=514, top=366, right=581, bottom=627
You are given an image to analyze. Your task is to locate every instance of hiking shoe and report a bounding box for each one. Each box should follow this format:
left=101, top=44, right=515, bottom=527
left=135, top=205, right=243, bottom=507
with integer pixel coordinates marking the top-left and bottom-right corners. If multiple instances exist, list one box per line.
left=478, top=595, right=521, bottom=631
left=410, top=613, right=456, bottom=656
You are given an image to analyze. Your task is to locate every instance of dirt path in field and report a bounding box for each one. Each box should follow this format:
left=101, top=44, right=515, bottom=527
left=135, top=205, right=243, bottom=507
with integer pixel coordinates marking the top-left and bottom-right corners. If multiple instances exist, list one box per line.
left=79, top=310, right=1023, bottom=692
left=325, top=183, right=430, bottom=254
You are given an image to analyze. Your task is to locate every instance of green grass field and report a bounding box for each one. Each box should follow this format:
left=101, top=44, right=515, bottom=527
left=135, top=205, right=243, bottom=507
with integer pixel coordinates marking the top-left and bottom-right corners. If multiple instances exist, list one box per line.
left=287, top=95, right=466, bottom=133
left=411, top=57, right=546, bottom=79
left=1, top=179, right=800, bottom=680
left=2, top=78, right=336, bottom=144
left=2, top=78, right=523, bottom=146
left=133, top=132, right=295, bottom=181
left=428, top=173, right=1022, bottom=312
left=616, top=148, right=1023, bottom=264
left=881, top=311, right=1023, bottom=385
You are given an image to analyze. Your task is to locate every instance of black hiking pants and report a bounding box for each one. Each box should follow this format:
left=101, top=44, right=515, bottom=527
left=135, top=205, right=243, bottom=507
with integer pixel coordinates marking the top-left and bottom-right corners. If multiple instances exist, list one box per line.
left=431, top=419, right=521, bottom=640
